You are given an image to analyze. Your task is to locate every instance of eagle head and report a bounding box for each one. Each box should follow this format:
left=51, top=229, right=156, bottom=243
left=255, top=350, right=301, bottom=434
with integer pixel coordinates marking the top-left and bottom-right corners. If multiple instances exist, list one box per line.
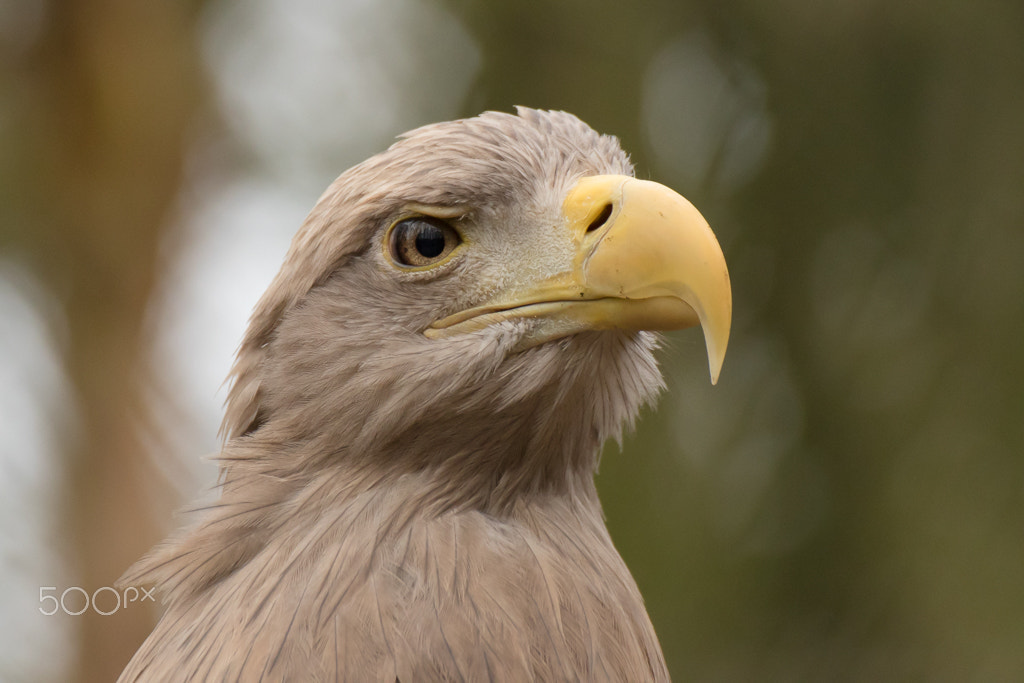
left=220, top=108, right=730, bottom=509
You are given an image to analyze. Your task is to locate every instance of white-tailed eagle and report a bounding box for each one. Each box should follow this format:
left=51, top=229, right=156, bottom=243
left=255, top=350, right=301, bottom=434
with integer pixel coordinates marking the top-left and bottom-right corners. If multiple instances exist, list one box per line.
left=120, top=108, right=731, bottom=682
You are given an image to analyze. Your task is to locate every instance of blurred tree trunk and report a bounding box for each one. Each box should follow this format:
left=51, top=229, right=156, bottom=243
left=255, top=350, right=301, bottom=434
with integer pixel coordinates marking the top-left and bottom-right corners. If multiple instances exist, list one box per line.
left=27, top=1, right=206, bottom=681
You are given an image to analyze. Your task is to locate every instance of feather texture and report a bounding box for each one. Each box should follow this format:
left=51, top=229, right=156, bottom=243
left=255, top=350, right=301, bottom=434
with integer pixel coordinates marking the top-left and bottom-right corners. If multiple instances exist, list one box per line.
left=120, top=109, right=671, bottom=681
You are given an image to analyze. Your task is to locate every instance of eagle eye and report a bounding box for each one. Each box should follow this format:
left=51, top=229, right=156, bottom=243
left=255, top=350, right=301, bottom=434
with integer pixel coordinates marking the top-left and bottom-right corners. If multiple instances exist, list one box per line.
left=388, top=216, right=461, bottom=268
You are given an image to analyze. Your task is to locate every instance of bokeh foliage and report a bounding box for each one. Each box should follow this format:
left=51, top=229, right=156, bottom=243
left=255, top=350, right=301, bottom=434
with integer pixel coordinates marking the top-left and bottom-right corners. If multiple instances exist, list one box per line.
left=2, top=0, right=1022, bottom=680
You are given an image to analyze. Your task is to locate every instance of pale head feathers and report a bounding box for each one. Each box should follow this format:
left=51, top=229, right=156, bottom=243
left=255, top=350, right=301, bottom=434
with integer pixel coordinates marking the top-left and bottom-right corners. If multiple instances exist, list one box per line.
left=221, top=108, right=654, bottom=495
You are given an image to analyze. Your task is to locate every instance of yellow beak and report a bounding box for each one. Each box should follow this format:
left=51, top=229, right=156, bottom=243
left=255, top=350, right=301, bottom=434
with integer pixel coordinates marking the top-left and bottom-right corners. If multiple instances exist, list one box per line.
left=426, top=174, right=732, bottom=384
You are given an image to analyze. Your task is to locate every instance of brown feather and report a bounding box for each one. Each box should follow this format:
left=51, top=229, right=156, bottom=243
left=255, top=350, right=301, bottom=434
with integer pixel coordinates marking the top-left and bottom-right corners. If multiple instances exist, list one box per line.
left=120, top=108, right=670, bottom=681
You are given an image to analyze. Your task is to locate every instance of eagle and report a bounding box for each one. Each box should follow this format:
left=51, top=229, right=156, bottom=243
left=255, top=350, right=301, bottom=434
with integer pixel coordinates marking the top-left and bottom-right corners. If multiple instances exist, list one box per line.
left=120, top=108, right=731, bottom=681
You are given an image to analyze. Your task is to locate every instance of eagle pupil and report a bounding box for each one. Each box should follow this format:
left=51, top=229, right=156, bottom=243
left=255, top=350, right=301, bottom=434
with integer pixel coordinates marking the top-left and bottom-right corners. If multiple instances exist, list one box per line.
left=415, top=224, right=445, bottom=258
left=388, top=216, right=459, bottom=268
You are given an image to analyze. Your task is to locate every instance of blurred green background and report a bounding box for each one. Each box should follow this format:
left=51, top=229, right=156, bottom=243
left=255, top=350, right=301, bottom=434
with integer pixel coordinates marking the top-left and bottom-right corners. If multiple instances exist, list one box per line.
left=2, top=0, right=1022, bottom=681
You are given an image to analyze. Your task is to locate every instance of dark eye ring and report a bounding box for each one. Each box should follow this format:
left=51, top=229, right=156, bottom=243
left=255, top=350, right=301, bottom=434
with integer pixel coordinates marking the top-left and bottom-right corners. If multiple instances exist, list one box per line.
left=387, top=216, right=461, bottom=268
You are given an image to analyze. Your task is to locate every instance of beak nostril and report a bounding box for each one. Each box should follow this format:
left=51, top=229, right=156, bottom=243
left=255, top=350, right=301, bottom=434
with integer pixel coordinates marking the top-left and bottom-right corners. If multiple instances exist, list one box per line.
left=586, top=203, right=613, bottom=233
